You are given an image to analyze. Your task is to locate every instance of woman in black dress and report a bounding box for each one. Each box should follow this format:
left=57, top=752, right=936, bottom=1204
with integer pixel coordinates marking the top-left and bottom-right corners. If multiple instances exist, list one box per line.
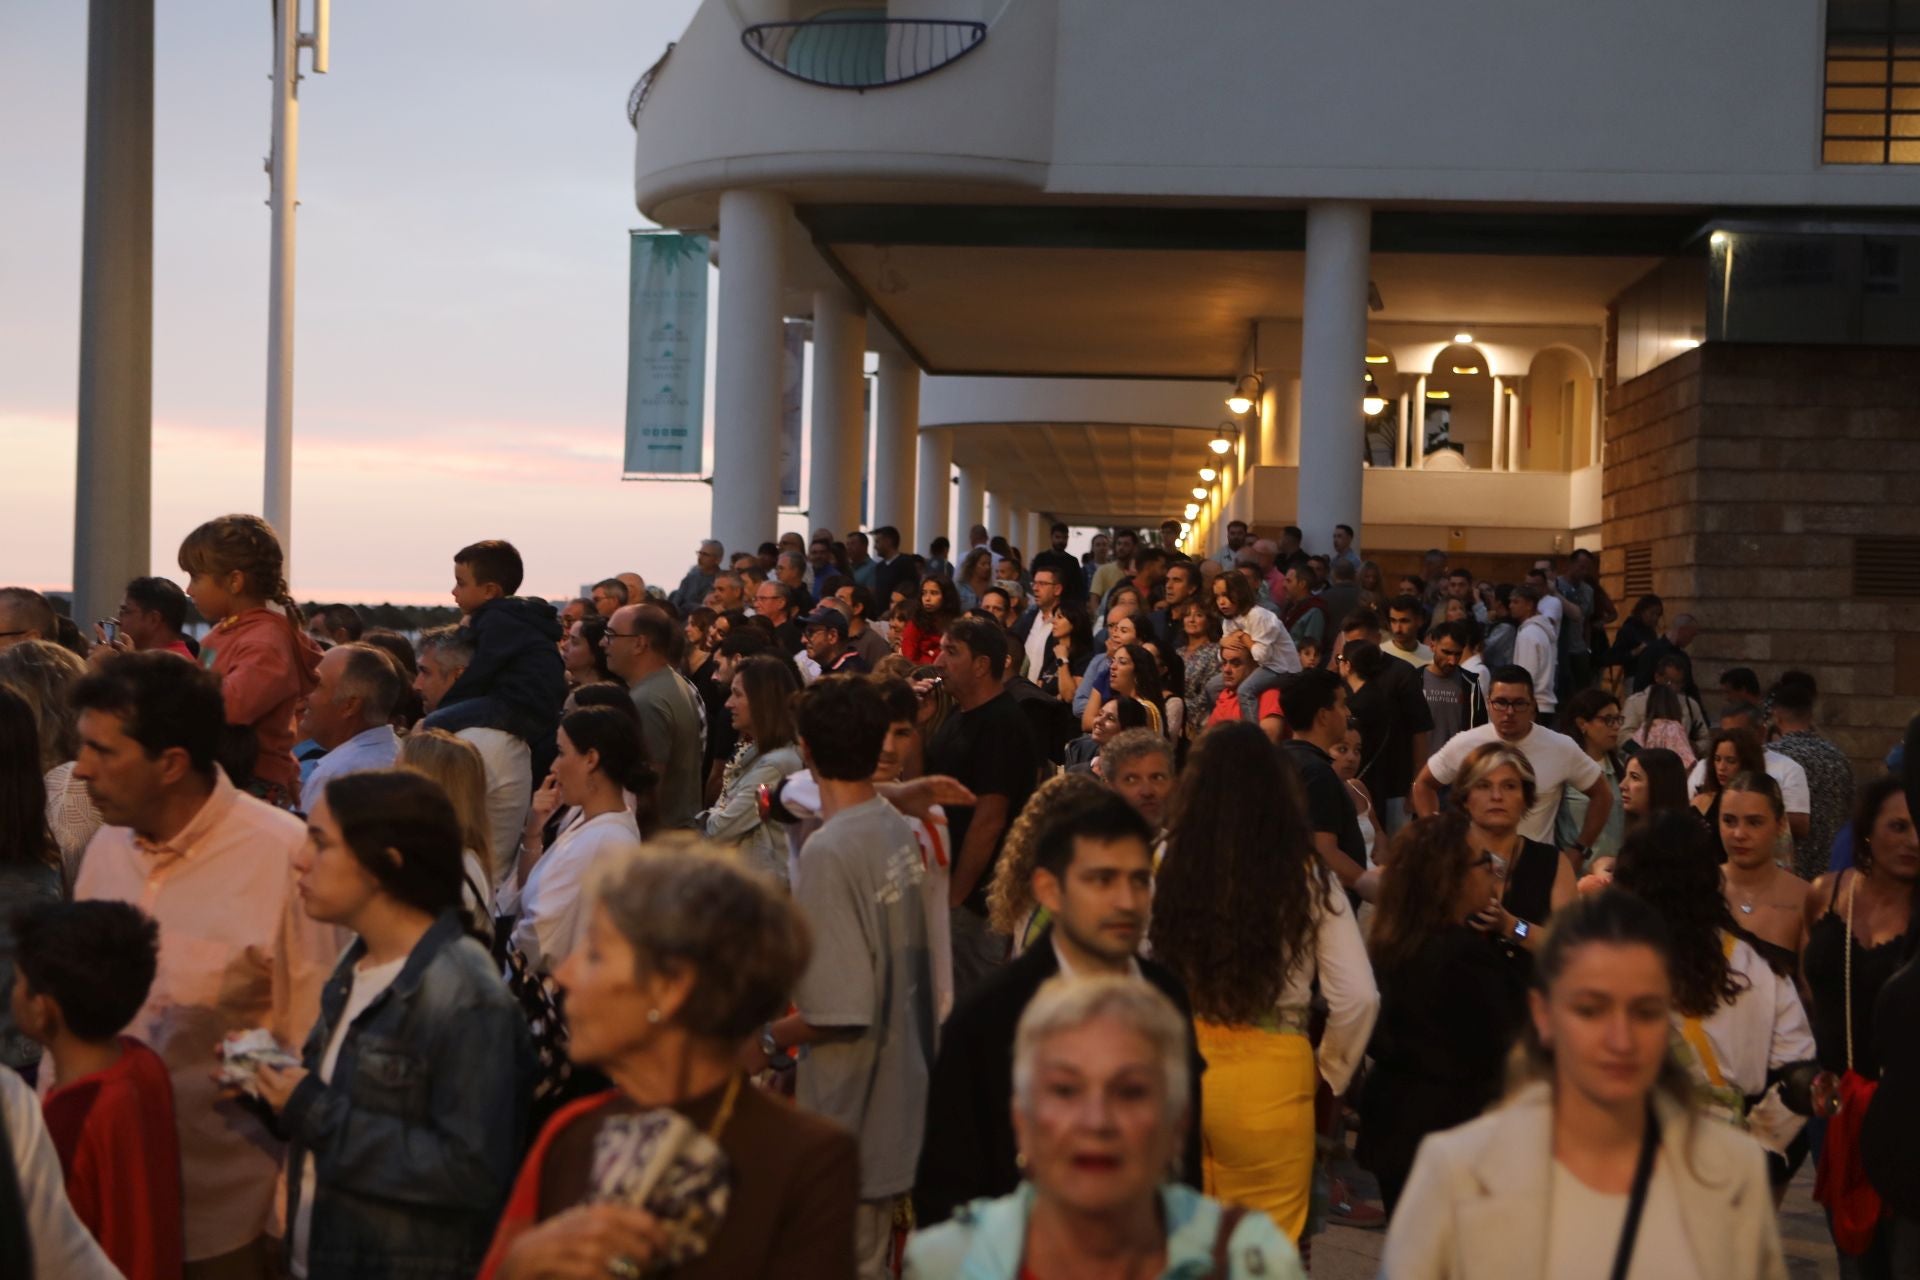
left=1357, top=811, right=1532, bottom=1216
left=1804, top=774, right=1919, bottom=1274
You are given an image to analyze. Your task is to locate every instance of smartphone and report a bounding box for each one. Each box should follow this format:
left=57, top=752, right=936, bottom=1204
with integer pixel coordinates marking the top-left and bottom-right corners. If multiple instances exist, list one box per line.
left=97, top=619, right=120, bottom=644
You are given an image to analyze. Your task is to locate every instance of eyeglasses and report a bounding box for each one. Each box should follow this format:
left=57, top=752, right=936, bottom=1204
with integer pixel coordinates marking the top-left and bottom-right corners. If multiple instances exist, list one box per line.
left=604, top=631, right=643, bottom=640
left=1595, top=714, right=1625, bottom=727
left=1489, top=698, right=1534, bottom=712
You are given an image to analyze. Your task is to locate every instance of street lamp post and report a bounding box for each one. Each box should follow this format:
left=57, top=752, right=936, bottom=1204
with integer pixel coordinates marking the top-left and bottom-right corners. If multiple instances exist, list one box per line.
left=264, top=0, right=327, bottom=568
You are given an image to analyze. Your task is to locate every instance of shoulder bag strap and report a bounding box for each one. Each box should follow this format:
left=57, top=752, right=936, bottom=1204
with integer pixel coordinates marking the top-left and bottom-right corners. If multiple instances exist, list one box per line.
left=1211, top=1204, right=1249, bottom=1275
left=1607, top=1104, right=1662, bottom=1280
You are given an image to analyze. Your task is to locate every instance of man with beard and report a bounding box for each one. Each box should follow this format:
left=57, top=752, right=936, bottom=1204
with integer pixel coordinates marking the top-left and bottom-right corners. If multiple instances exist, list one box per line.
left=910, top=788, right=1202, bottom=1225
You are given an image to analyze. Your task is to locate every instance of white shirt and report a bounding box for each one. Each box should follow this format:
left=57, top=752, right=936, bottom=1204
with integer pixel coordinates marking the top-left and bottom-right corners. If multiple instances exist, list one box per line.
left=1281, top=868, right=1379, bottom=1095
left=1024, top=607, right=1055, bottom=679
left=299, top=724, right=400, bottom=815
left=1223, top=603, right=1302, bottom=674
left=291, top=953, right=408, bottom=1278
left=1681, top=936, right=1815, bottom=1112
left=1545, top=1156, right=1702, bottom=1280
left=1513, top=615, right=1559, bottom=711
left=456, top=727, right=532, bottom=903
left=1383, top=638, right=1432, bottom=667
left=1428, top=723, right=1603, bottom=844
left=512, top=809, right=643, bottom=973
left=1, top=1066, right=121, bottom=1280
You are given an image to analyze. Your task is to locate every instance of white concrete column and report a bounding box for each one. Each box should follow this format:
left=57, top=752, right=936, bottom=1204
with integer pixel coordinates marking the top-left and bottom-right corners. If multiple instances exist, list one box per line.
left=955, top=466, right=985, bottom=544
left=1395, top=392, right=1410, bottom=468
left=806, top=284, right=867, bottom=536
left=1507, top=379, right=1524, bottom=472
left=1023, top=510, right=1045, bottom=559
left=72, top=0, right=155, bottom=626
left=914, top=428, right=952, bottom=557
left=984, top=489, right=1012, bottom=545
left=1490, top=374, right=1506, bottom=472
left=1590, top=376, right=1603, bottom=465
left=873, top=350, right=919, bottom=547
left=711, top=189, right=787, bottom=557
left=1296, top=202, right=1370, bottom=551
left=1282, top=376, right=1303, bottom=466
left=1412, top=374, right=1428, bottom=469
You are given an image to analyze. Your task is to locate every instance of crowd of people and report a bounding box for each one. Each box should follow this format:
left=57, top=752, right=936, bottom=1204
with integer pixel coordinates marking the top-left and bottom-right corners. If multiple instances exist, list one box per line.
left=0, top=507, right=1914, bottom=1280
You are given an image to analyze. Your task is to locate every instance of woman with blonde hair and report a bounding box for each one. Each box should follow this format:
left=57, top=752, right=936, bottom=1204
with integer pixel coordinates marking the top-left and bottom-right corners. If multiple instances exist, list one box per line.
left=1381, top=889, right=1787, bottom=1278
left=398, top=728, right=498, bottom=942
left=0, top=640, right=98, bottom=880
left=985, top=772, right=1113, bottom=956
left=1450, top=740, right=1575, bottom=946
left=178, top=513, right=323, bottom=805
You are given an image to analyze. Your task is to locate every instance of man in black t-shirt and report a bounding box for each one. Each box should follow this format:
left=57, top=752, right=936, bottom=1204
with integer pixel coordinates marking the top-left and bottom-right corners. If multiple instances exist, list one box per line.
left=1279, top=668, right=1376, bottom=901
left=1338, top=610, right=1433, bottom=836
left=1028, top=521, right=1087, bottom=604
left=927, top=617, right=1042, bottom=1005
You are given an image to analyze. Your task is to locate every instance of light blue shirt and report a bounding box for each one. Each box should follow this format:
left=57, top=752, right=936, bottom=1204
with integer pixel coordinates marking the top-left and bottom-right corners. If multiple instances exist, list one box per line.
left=300, top=724, right=400, bottom=815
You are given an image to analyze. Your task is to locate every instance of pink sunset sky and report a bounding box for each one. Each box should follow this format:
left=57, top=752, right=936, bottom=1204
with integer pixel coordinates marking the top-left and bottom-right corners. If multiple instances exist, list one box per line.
left=1, top=0, right=810, bottom=605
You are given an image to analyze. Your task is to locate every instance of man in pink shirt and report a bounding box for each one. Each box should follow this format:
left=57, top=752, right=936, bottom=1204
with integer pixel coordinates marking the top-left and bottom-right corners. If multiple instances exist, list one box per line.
left=70, top=653, right=346, bottom=1279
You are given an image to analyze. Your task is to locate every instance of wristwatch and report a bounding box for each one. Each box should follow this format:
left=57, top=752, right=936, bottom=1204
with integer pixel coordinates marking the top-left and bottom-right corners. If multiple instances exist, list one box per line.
left=1568, top=840, right=1591, bottom=858
left=1510, top=918, right=1532, bottom=944
left=760, top=1025, right=795, bottom=1071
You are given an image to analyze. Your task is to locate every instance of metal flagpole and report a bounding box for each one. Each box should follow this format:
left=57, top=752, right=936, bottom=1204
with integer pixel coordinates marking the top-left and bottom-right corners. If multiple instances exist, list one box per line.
left=264, top=0, right=327, bottom=569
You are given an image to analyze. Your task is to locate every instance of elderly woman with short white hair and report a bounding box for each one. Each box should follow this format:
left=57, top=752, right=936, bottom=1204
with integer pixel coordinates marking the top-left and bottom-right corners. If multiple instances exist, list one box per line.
left=905, top=976, right=1301, bottom=1279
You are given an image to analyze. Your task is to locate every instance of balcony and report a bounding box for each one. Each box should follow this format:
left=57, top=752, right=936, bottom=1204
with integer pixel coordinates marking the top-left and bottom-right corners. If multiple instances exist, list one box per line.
left=740, top=17, right=987, bottom=90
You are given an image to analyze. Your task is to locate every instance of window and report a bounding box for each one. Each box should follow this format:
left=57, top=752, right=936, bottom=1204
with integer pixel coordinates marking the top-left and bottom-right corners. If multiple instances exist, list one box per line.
left=1852, top=535, right=1920, bottom=596
left=1824, top=0, right=1920, bottom=164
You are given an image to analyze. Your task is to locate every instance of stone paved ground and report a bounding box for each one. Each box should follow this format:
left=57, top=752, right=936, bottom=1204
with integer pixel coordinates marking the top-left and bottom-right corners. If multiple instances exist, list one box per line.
left=1304, top=1143, right=1839, bottom=1278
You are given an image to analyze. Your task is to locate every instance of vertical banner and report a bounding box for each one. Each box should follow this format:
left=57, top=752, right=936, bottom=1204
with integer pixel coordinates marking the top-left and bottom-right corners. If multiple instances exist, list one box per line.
left=779, top=319, right=806, bottom=507
left=623, top=231, right=708, bottom=476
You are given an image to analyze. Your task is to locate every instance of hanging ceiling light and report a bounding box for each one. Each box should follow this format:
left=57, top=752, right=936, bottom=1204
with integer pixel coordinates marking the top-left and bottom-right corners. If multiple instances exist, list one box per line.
left=1453, top=332, right=1473, bottom=343
left=1363, top=396, right=1387, bottom=416
left=1191, top=486, right=1208, bottom=500
left=1225, top=374, right=1261, bottom=415
left=1184, top=502, right=1200, bottom=520
left=1364, top=354, right=1389, bottom=365
left=1427, top=389, right=1451, bottom=400
left=1209, top=423, right=1236, bottom=455
left=1198, top=467, right=1218, bottom=482
left=1451, top=365, right=1481, bottom=375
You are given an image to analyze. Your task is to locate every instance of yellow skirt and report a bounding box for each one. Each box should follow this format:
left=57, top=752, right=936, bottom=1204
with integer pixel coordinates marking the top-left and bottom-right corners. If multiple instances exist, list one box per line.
left=1194, top=1019, right=1318, bottom=1241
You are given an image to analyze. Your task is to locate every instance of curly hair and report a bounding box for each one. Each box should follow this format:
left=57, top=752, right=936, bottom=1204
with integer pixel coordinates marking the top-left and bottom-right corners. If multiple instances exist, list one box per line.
left=0, top=640, right=87, bottom=773
left=987, top=772, right=1113, bottom=937
left=910, top=576, right=960, bottom=635
left=1610, top=811, right=1747, bottom=1017
left=1368, top=812, right=1477, bottom=976
left=1147, top=721, right=1329, bottom=1023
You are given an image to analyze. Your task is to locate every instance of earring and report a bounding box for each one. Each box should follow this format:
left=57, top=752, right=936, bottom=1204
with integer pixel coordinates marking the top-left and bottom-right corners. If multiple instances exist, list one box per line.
left=1014, top=1151, right=1028, bottom=1170
left=646, top=1008, right=662, bottom=1024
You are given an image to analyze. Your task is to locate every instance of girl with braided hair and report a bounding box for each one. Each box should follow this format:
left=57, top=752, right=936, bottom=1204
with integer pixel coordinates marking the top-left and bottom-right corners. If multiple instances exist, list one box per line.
left=178, top=514, right=323, bottom=807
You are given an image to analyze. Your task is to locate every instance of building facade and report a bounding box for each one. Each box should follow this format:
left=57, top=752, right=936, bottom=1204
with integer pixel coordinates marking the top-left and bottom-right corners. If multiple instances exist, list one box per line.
left=632, top=0, right=1920, bottom=765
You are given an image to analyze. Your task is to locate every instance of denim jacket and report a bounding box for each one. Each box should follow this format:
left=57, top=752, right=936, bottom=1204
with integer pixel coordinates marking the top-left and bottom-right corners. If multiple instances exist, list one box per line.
left=283, top=911, right=533, bottom=1280
left=904, top=1183, right=1302, bottom=1279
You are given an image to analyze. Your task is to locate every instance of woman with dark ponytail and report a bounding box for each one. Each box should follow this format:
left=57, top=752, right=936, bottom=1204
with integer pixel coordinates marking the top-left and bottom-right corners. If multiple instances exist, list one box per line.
left=510, top=708, right=652, bottom=975
left=249, top=769, right=533, bottom=1280
left=178, top=513, right=323, bottom=807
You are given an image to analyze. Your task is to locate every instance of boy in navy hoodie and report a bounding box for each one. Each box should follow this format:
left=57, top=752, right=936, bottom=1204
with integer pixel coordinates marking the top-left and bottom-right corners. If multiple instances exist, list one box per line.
left=422, top=540, right=566, bottom=768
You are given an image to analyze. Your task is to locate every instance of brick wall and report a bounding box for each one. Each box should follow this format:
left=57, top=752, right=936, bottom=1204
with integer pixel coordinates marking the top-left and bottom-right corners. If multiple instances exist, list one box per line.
left=1600, top=343, right=1920, bottom=770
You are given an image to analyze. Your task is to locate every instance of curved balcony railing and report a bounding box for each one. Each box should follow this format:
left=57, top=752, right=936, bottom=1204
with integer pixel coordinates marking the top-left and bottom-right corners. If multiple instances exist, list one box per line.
left=627, top=42, right=676, bottom=127
left=741, top=18, right=986, bottom=90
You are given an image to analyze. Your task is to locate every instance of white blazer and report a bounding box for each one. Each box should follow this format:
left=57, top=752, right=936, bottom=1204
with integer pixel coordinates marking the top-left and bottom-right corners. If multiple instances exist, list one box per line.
left=1380, top=1082, right=1786, bottom=1280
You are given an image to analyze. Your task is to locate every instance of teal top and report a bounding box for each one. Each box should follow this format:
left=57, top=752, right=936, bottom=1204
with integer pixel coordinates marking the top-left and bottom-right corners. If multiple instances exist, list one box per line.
left=1558, top=752, right=1625, bottom=869
left=904, top=1182, right=1303, bottom=1280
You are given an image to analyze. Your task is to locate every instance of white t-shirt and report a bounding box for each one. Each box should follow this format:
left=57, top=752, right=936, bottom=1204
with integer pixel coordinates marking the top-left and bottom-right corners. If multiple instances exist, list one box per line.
left=291, top=953, right=408, bottom=1279
left=1428, top=723, right=1602, bottom=844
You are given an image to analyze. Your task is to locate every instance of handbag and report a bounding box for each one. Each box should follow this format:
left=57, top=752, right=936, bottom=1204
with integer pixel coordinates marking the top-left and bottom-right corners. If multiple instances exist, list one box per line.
left=1813, top=873, right=1883, bottom=1254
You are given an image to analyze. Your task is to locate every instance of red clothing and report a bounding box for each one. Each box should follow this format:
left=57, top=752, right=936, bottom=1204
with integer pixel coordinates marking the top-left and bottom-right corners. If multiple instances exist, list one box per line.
left=901, top=620, right=944, bottom=664
left=1816, top=1071, right=1882, bottom=1254
left=42, top=1037, right=184, bottom=1280
left=198, top=608, right=322, bottom=791
left=1208, top=686, right=1283, bottom=727
left=160, top=639, right=196, bottom=660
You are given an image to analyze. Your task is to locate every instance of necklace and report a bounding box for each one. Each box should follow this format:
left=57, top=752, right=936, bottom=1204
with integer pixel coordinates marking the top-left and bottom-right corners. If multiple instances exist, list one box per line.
left=704, top=1073, right=742, bottom=1141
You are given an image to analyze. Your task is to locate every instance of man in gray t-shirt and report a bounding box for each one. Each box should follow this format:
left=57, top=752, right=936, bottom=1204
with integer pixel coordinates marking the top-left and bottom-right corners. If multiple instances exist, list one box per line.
left=759, top=676, right=936, bottom=1280
left=607, top=604, right=705, bottom=828
left=1420, top=622, right=1484, bottom=754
